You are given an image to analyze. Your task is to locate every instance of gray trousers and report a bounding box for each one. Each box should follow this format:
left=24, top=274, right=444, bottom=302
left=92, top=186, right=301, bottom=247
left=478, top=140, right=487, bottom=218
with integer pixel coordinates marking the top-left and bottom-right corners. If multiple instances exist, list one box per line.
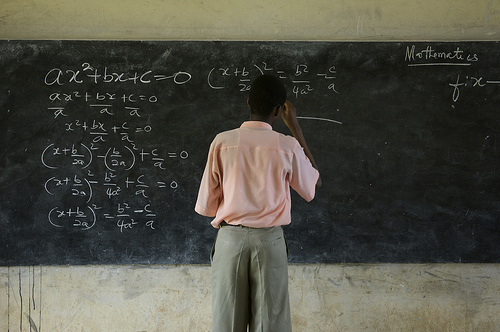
left=211, top=225, right=292, bottom=332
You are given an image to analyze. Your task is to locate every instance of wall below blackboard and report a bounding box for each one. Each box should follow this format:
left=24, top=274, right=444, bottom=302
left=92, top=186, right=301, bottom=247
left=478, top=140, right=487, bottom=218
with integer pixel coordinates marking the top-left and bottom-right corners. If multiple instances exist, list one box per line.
left=3, top=264, right=500, bottom=332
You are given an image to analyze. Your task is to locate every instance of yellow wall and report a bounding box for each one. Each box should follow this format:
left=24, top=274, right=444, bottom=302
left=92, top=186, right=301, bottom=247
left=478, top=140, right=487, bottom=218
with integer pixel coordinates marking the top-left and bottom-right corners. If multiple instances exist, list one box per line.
left=1, top=1, right=500, bottom=331
left=1, top=0, right=499, bottom=40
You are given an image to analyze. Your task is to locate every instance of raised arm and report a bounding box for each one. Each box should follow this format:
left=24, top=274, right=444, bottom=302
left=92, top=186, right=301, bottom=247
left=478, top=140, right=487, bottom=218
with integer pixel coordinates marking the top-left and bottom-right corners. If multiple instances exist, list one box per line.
left=281, top=100, right=322, bottom=188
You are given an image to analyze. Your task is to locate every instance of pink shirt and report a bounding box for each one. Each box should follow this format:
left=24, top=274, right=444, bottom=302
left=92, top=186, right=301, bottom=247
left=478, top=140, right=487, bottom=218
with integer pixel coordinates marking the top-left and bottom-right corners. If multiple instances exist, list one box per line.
left=195, top=121, right=319, bottom=228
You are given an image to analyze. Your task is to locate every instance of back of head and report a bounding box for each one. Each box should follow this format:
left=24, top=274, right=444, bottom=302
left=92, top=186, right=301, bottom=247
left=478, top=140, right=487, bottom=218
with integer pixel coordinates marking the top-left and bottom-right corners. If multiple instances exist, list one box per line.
left=248, top=75, right=287, bottom=118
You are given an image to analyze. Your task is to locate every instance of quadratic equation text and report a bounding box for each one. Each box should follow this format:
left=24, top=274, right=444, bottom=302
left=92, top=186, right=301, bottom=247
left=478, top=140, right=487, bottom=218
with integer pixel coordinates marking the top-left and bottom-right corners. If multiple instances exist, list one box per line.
left=41, top=63, right=190, bottom=233
left=207, top=62, right=340, bottom=99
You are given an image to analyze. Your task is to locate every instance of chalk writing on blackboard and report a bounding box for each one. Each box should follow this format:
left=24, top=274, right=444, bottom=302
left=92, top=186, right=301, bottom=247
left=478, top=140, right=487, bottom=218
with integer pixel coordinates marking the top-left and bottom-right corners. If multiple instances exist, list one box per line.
left=41, top=63, right=190, bottom=232
left=449, top=74, right=500, bottom=102
left=402, top=44, right=500, bottom=104
left=405, top=45, right=479, bottom=66
left=207, top=62, right=340, bottom=98
left=206, top=62, right=342, bottom=124
left=44, top=63, right=192, bottom=86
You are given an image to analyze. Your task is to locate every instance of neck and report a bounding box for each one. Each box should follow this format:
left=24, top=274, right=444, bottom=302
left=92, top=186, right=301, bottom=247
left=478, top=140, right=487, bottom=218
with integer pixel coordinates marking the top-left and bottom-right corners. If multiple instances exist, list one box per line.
left=248, top=113, right=273, bottom=125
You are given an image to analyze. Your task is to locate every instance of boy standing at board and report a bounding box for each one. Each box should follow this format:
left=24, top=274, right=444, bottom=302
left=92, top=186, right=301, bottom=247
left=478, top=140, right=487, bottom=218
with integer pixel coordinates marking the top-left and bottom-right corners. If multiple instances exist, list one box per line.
left=195, top=74, right=321, bottom=332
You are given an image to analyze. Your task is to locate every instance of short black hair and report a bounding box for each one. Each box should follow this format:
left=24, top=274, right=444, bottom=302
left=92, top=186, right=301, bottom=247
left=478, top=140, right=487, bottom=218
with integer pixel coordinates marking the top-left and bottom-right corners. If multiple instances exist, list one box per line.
left=248, top=75, right=287, bottom=117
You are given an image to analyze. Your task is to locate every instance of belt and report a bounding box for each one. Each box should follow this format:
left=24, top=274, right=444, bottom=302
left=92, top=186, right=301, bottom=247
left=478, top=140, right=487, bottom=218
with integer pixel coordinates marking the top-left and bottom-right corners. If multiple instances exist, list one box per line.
left=220, top=221, right=249, bottom=228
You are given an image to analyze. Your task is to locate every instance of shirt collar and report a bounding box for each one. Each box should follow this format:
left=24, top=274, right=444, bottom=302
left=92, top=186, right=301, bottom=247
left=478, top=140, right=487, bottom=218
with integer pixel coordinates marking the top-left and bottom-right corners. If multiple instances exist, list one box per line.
left=241, top=121, right=273, bottom=130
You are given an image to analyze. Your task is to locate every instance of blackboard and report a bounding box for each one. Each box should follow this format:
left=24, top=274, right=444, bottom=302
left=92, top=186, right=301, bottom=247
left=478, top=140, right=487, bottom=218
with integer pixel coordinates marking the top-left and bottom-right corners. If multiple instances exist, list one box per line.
left=1, top=41, right=499, bottom=265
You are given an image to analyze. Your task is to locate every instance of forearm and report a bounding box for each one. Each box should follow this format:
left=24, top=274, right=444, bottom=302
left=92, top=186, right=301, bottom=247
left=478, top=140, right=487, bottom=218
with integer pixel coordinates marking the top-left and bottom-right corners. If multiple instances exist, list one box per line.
left=290, top=124, right=317, bottom=169
left=289, top=122, right=322, bottom=188
left=282, top=101, right=322, bottom=187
